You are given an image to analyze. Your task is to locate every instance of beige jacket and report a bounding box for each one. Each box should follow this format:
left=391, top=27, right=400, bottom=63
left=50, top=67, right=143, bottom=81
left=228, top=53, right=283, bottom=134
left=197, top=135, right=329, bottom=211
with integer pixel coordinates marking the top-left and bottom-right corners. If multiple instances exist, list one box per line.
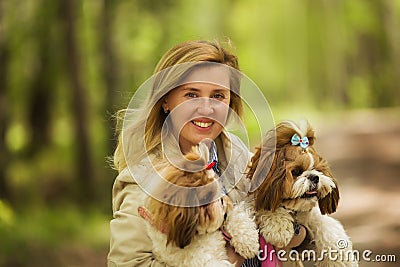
left=107, top=132, right=252, bottom=267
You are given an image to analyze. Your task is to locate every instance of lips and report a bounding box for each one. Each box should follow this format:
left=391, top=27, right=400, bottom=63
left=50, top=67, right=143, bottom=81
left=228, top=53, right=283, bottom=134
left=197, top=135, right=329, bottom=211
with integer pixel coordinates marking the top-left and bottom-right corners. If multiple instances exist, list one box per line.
left=192, top=120, right=214, bottom=128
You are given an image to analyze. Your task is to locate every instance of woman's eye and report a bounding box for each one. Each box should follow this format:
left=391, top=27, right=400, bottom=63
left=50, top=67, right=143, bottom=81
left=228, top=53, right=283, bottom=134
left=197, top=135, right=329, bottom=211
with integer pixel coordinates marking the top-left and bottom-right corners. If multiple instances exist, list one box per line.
left=211, top=93, right=225, bottom=99
left=185, top=92, right=197, bottom=98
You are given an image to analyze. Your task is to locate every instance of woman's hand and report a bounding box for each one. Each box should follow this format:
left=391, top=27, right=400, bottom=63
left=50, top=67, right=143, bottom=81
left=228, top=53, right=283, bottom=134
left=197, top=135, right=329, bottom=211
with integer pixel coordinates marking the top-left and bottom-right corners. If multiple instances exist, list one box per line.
left=226, top=243, right=245, bottom=267
left=281, top=224, right=307, bottom=250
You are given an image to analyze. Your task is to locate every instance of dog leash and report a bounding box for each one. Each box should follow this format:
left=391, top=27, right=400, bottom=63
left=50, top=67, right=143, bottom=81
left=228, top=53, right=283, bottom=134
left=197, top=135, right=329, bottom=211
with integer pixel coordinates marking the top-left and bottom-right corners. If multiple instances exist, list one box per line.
left=219, top=226, right=232, bottom=242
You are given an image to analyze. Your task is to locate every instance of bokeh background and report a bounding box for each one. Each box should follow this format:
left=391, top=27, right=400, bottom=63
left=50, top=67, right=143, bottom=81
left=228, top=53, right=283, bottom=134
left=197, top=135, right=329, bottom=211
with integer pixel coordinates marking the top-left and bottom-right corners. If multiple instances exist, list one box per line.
left=0, top=0, right=399, bottom=266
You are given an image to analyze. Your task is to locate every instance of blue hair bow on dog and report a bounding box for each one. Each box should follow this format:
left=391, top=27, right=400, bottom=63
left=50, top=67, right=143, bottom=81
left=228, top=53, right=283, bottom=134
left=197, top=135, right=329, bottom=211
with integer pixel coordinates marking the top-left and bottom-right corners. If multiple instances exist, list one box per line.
left=291, top=133, right=309, bottom=149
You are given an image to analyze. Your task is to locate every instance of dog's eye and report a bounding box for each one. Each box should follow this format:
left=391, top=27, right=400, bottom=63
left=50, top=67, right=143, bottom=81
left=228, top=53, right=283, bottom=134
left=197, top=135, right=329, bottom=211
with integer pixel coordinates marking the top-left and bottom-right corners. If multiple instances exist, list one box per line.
left=291, top=168, right=302, bottom=177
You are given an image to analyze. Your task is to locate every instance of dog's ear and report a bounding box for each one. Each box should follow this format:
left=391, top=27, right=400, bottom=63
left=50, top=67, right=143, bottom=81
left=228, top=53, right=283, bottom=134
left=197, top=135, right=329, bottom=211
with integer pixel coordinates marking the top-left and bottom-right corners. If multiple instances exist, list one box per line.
left=319, top=182, right=339, bottom=214
left=167, top=206, right=199, bottom=248
left=254, top=148, right=287, bottom=212
left=304, top=120, right=315, bottom=146
left=248, top=128, right=277, bottom=192
left=317, top=158, right=340, bottom=214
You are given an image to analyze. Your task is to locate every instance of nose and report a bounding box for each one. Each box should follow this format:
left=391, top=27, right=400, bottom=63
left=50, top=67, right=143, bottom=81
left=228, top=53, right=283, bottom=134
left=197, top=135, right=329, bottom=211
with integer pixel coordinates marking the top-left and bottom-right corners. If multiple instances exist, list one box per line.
left=197, top=98, right=214, bottom=115
left=308, top=174, right=319, bottom=184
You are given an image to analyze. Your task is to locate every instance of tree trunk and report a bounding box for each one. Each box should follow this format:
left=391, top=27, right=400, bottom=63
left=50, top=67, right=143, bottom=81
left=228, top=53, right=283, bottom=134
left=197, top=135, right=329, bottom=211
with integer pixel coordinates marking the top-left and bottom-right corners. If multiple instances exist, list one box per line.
left=0, top=1, right=10, bottom=200
left=382, top=0, right=400, bottom=106
left=60, top=0, right=94, bottom=203
left=322, top=0, right=349, bottom=106
left=26, top=32, right=53, bottom=157
left=100, top=0, right=119, bottom=155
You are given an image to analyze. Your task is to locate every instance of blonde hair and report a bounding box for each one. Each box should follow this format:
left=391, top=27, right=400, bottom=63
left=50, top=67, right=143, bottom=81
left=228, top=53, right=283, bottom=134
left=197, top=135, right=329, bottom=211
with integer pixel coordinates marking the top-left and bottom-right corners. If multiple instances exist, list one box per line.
left=113, top=40, right=243, bottom=172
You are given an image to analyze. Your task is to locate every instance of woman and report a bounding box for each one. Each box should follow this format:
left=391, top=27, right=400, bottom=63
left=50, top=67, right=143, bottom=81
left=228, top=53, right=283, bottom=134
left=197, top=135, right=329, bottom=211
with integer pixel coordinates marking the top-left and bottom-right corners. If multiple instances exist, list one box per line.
left=108, top=40, right=306, bottom=267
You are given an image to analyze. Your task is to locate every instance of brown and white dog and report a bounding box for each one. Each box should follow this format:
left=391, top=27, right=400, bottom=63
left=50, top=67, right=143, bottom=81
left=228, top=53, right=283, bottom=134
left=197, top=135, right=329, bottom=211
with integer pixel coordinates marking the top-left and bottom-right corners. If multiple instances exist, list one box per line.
left=247, top=120, right=358, bottom=266
left=143, top=144, right=259, bottom=267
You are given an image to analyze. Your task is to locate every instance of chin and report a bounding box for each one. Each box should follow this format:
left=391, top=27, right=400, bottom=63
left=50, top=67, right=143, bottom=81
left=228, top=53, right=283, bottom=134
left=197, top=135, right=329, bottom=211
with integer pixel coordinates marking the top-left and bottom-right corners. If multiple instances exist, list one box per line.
left=144, top=144, right=259, bottom=267
left=247, top=120, right=358, bottom=266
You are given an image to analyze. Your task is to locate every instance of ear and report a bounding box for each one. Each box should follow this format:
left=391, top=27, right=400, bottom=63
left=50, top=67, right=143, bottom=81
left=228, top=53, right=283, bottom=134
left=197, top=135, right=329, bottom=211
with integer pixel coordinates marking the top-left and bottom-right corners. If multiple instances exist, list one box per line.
left=318, top=180, right=340, bottom=214
left=161, top=97, right=169, bottom=113
left=254, top=148, right=286, bottom=212
left=315, top=157, right=340, bottom=214
left=167, top=206, right=199, bottom=248
left=247, top=146, right=261, bottom=180
left=248, top=128, right=277, bottom=192
left=304, top=120, right=316, bottom=146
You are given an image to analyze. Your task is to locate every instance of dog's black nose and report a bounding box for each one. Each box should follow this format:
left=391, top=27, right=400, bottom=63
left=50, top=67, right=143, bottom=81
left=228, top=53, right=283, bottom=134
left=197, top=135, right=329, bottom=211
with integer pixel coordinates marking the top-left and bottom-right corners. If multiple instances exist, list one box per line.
left=309, top=174, right=319, bottom=184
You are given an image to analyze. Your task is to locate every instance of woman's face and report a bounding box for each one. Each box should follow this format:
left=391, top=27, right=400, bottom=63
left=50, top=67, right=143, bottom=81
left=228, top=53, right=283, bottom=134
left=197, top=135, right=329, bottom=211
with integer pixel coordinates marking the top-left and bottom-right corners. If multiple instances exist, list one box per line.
left=162, top=66, right=231, bottom=154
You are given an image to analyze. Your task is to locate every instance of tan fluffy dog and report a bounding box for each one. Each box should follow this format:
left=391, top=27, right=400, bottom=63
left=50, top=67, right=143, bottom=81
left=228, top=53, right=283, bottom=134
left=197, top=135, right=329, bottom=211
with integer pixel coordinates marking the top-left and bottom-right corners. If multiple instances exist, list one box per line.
left=248, top=120, right=358, bottom=267
left=144, top=144, right=259, bottom=267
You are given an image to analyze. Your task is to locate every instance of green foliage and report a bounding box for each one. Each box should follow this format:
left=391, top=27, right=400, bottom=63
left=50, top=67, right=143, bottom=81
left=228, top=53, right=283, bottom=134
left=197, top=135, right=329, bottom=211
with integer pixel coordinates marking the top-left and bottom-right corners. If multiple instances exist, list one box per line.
left=0, top=0, right=399, bottom=265
left=0, top=200, right=15, bottom=226
left=0, top=205, right=109, bottom=266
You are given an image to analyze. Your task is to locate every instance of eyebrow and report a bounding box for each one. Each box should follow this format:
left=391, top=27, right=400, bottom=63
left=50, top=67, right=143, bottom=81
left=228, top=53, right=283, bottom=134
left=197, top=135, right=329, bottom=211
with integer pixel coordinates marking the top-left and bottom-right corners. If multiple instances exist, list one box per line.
left=181, top=86, right=230, bottom=92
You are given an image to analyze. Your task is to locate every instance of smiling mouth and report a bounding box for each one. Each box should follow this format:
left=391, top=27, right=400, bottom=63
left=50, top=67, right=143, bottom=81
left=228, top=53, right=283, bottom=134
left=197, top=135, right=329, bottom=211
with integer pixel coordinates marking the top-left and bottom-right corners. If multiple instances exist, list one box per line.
left=192, top=120, right=213, bottom=128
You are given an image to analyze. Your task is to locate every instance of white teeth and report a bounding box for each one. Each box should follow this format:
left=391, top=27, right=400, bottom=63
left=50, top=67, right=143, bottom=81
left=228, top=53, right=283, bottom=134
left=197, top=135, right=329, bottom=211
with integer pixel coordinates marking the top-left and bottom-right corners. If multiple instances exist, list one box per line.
left=193, top=121, right=213, bottom=128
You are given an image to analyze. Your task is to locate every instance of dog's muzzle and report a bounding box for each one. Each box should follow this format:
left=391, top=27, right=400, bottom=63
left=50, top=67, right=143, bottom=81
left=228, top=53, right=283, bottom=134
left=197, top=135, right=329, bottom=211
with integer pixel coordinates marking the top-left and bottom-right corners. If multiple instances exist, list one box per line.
left=301, top=174, right=319, bottom=198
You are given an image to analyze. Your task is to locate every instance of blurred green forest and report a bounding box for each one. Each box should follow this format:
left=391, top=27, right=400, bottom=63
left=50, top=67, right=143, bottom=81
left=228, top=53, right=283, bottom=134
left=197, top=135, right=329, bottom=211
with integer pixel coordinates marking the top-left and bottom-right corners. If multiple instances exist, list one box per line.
left=0, top=0, right=399, bottom=266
